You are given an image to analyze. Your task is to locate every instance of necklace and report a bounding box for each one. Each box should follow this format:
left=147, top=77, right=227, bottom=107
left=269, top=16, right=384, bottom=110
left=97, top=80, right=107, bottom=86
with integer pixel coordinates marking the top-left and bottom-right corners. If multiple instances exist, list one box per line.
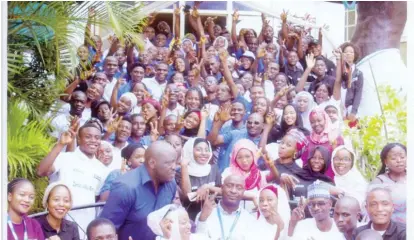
left=387, top=172, right=406, bottom=183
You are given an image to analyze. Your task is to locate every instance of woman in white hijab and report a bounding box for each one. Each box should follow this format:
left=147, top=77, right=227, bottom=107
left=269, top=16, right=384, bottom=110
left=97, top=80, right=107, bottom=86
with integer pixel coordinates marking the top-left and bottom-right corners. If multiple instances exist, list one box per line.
left=294, top=91, right=316, bottom=132
left=178, top=137, right=221, bottom=220
left=331, top=145, right=368, bottom=208
left=213, top=36, right=229, bottom=51
left=148, top=204, right=209, bottom=240
left=255, top=184, right=291, bottom=240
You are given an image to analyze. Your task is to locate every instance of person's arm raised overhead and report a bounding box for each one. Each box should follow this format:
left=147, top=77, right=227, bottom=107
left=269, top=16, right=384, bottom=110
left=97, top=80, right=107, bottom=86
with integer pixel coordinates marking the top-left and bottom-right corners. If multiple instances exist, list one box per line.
left=37, top=118, right=79, bottom=177
left=197, top=107, right=210, bottom=138
left=332, top=48, right=342, bottom=101
left=174, top=4, right=181, bottom=40
left=110, top=74, right=126, bottom=110
left=295, top=53, right=315, bottom=92
left=206, top=106, right=232, bottom=146
left=206, top=17, right=217, bottom=42
left=231, top=10, right=240, bottom=52
left=84, top=7, right=94, bottom=47
left=61, top=75, right=81, bottom=102
left=219, top=49, right=239, bottom=98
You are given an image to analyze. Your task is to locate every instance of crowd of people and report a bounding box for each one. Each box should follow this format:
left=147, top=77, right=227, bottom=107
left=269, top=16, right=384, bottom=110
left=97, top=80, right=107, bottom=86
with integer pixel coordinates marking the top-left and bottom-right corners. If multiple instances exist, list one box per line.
left=7, top=2, right=407, bottom=240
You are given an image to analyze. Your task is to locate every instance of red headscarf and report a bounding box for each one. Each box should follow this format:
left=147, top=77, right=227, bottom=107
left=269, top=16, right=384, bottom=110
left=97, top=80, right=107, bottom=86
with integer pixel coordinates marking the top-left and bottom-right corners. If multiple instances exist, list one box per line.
left=229, top=139, right=262, bottom=190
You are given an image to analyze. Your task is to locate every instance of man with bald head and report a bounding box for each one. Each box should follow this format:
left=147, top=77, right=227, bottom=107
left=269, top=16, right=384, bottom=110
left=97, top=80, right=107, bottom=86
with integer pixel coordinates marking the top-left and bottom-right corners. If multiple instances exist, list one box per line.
left=196, top=175, right=256, bottom=239
left=356, top=229, right=382, bottom=240
left=334, top=196, right=361, bottom=240
left=100, top=140, right=178, bottom=240
left=353, top=188, right=406, bottom=240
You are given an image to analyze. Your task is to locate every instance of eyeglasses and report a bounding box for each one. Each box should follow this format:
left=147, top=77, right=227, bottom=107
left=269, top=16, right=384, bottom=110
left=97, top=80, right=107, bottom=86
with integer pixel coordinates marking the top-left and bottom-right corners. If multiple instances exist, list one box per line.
left=307, top=201, right=328, bottom=208
left=333, top=157, right=352, bottom=163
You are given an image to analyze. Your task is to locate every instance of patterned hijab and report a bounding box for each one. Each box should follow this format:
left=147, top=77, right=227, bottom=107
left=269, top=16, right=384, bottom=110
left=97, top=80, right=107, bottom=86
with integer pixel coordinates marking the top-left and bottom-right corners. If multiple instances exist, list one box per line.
left=229, top=139, right=262, bottom=190
left=309, top=107, right=338, bottom=144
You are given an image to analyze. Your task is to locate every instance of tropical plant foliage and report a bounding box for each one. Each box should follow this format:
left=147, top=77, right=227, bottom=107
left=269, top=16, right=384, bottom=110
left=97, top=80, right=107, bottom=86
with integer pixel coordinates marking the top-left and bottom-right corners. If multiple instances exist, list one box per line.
left=343, top=84, right=407, bottom=181
left=7, top=1, right=150, bottom=212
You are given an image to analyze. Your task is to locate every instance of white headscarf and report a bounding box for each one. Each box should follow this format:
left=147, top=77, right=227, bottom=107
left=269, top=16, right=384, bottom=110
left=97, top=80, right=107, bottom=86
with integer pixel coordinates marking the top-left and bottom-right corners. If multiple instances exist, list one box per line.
left=148, top=205, right=208, bottom=240
left=213, top=36, right=229, bottom=50
left=331, top=145, right=368, bottom=207
left=294, top=91, right=316, bottom=131
left=181, top=138, right=212, bottom=177
left=120, top=92, right=138, bottom=111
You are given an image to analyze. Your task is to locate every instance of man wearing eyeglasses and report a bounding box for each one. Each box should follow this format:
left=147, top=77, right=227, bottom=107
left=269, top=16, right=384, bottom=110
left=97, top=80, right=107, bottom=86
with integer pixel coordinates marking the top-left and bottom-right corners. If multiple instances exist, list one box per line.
left=207, top=113, right=263, bottom=172
left=287, top=180, right=345, bottom=240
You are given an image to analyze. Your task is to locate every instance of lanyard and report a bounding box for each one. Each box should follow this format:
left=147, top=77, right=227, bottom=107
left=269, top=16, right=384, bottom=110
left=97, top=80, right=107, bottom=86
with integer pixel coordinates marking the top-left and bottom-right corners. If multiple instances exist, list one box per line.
left=217, top=207, right=241, bottom=240
left=7, top=215, right=28, bottom=240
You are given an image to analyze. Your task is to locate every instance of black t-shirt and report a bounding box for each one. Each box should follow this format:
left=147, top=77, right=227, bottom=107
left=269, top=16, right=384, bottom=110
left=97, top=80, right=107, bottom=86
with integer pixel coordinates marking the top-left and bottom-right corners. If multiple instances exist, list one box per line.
left=176, top=164, right=222, bottom=220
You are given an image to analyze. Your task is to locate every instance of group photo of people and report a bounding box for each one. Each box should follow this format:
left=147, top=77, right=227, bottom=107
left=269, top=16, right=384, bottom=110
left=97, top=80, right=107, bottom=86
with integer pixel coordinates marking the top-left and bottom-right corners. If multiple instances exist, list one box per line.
left=6, top=1, right=408, bottom=240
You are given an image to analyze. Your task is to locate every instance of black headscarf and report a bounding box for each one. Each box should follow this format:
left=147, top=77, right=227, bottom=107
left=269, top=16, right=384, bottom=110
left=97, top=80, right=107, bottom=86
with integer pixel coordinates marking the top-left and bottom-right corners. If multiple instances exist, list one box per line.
left=181, top=109, right=202, bottom=138
left=302, top=146, right=334, bottom=184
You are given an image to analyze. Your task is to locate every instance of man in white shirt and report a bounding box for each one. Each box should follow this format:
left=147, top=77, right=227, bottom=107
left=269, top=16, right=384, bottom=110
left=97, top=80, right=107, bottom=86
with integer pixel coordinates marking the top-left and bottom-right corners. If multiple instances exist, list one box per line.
left=37, top=123, right=109, bottom=239
left=143, top=62, right=169, bottom=101
left=50, top=91, right=87, bottom=139
left=351, top=2, right=407, bottom=118
left=195, top=175, right=256, bottom=240
left=102, top=56, right=120, bottom=102
left=288, top=180, right=345, bottom=240
left=109, top=118, right=132, bottom=170
left=264, top=61, right=280, bottom=100
left=164, top=83, right=185, bottom=117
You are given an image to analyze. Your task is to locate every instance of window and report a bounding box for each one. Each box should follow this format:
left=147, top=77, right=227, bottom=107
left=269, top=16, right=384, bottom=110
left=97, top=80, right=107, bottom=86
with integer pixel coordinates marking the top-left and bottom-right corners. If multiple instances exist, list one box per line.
left=344, top=8, right=357, bottom=41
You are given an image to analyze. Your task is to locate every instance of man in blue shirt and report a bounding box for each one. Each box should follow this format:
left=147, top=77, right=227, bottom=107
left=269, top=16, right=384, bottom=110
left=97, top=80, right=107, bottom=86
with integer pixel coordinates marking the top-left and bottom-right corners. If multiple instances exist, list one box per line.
left=99, top=141, right=177, bottom=240
left=207, top=112, right=264, bottom=172
left=117, top=63, right=146, bottom=100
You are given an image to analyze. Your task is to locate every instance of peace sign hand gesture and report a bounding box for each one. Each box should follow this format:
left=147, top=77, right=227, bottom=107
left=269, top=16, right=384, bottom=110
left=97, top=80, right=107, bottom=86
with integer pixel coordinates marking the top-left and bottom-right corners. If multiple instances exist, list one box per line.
left=107, top=115, right=123, bottom=133
left=232, top=9, right=239, bottom=22
left=149, top=121, right=160, bottom=142
left=59, top=128, right=76, bottom=146
left=175, top=114, right=185, bottom=131
left=162, top=88, right=170, bottom=108
left=280, top=9, right=289, bottom=22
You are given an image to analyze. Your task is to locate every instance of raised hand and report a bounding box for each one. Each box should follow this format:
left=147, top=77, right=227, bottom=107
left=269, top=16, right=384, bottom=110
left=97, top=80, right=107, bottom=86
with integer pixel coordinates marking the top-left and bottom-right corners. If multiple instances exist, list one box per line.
left=174, top=4, right=181, bottom=17
left=196, top=184, right=210, bottom=203
left=160, top=218, right=173, bottom=239
left=280, top=9, right=289, bottom=22
left=201, top=105, right=210, bottom=120
left=254, top=73, right=263, bottom=85
left=162, top=88, right=170, bottom=108
left=107, top=115, right=123, bottom=133
left=280, top=173, right=300, bottom=189
left=218, top=49, right=228, bottom=62
left=232, top=9, right=239, bottom=22
left=265, top=110, right=276, bottom=126
left=305, top=53, right=316, bottom=70
left=199, top=192, right=217, bottom=221
left=149, top=121, right=160, bottom=142
left=175, top=114, right=185, bottom=131
left=332, top=48, right=342, bottom=59
left=116, top=75, right=127, bottom=89
left=217, top=105, right=232, bottom=122
left=59, top=128, right=76, bottom=146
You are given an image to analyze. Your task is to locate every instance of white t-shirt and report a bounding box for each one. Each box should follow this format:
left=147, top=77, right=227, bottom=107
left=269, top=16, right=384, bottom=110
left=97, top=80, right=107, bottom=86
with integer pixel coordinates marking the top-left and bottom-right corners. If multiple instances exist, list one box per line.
left=49, top=148, right=109, bottom=239
left=109, top=142, right=129, bottom=171
left=103, top=77, right=117, bottom=102
left=290, top=218, right=346, bottom=240
left=143, top=77, right=167, bottom=101
left=166, top=104, right=185, bottom=118
left=264, top=80, right=275, bottom=101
